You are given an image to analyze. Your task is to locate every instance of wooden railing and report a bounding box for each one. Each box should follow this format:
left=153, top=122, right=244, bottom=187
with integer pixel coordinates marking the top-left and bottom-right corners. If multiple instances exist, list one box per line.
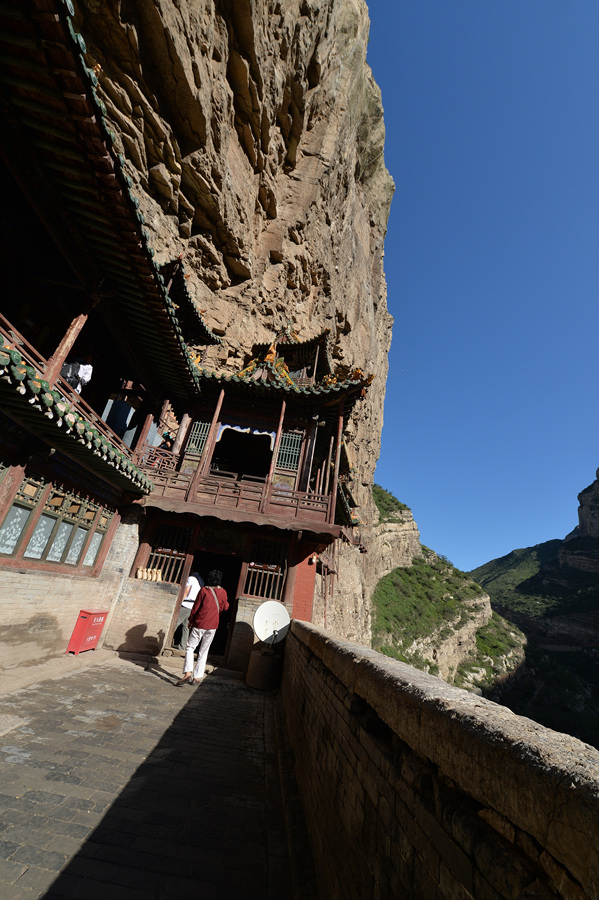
left=133, top=445, right=178, bottom=473
left=0, top=314, right=135, bottom=458
left=142, top=464, right=332, bottom=524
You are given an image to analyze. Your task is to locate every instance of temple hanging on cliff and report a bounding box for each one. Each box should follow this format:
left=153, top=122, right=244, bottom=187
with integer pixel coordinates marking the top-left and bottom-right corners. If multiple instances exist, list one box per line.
left=0, top=0, right=372, bottom=670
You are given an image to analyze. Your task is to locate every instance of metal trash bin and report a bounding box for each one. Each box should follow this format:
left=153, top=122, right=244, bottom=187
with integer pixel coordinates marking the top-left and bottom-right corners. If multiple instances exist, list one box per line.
left=66, top=609, right=109, bottom=655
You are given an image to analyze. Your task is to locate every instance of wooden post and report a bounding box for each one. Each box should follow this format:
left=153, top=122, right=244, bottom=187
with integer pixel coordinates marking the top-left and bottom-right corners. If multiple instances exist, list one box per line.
left=266, top=400, right=286, bottom=482
left=311, top=342, right=320, bottom=384
left=329, top=401, right=344, bottom=523
left=43, top=311, right=88, bottom=385
left=281, top=533, right=299, bottom=608
left=172, top=413, right=192, bottom=456
left=299, top=417, right=318, bottom=492
left=134, top=409, right=156, bottom=453
left=323, top=433, right=334, bottom=496
left=262, top=399, right=286, bottom=513
left=186, top=388, right=224, bottom=500
left=199, top=389, right=225, bottom=476
left=157, top=398, right=170, bottom=435
left=315, top=462, right=322, bottom=495
left=0, top=464, right=26, bottom=518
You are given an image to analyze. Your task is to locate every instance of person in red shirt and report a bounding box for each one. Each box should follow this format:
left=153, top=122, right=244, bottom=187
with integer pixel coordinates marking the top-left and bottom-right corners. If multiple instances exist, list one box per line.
left=176, top=569, right=229, bottom=685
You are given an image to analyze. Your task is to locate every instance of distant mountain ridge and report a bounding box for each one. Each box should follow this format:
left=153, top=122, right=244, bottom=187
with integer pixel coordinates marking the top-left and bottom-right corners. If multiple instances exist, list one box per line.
left=471, top=540, right=562, bottom=610
left=468, top=469, right=599, bottom=748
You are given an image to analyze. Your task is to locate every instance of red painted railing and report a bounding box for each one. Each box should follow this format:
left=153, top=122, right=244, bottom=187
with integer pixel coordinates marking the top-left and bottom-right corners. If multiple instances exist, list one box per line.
left=140, top=463, right=332, bottom=523
left=0, top=314, right=135, bottom=458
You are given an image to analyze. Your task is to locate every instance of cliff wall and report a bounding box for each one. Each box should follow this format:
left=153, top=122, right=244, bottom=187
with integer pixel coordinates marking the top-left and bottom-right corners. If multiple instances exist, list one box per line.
left=560, top=469, right=599, bottom=575
left=73, top=0, right=400, bottom=639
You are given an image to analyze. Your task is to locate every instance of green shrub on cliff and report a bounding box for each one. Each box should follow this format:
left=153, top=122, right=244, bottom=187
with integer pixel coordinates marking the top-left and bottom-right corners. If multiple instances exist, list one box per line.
left=454, top=613, right=525, bottom=690
left=372, top=484, right=409, bottom=523
left=372, top=553, right=483, bottom=654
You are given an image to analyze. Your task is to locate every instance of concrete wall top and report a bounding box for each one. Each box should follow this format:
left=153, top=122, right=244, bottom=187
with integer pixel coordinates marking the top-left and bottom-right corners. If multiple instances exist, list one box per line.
left=290, top=620, right=599, bottom=897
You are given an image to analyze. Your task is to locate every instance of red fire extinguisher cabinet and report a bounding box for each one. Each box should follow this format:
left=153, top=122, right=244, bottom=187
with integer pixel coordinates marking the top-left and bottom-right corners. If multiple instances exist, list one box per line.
left=66, top=609, right=109, bottom=655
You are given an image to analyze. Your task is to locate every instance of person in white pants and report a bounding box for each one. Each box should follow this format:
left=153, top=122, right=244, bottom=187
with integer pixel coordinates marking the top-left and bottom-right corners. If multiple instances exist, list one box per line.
left=177, top=569, right=229, bottom=685
left=173, top=571, right=204, bottom=650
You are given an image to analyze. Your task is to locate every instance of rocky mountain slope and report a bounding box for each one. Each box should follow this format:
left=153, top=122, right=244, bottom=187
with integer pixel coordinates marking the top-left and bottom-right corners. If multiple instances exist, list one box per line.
left=471, top=469, right=599, bottom=747
left=364, top=487, right=527, bottom=687
left=72, top=0, right=404, bottom=637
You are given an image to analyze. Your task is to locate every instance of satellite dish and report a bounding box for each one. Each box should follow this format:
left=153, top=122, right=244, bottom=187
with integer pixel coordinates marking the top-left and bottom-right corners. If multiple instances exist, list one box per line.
left=253, top=601, right=290, bottom=646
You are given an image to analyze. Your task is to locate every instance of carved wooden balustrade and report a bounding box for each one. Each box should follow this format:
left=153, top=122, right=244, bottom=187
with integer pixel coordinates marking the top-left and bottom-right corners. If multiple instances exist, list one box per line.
left=133, top=450, right=333, bottom=524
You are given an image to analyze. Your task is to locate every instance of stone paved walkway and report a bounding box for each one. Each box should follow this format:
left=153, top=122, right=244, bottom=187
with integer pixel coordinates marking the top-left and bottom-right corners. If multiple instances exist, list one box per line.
left=0, top=655, right=294, bottom=899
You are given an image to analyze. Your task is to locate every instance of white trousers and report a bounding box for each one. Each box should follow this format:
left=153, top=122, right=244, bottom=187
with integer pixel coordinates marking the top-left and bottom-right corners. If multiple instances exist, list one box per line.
left=184, top=627, right=217, bottom=680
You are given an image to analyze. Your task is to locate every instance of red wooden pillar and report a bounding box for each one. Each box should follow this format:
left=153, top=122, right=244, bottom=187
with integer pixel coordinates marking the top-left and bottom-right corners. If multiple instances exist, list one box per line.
left=290, top=548, right=318, bottom=622
left=282, top=533, right=299, bottom=608
left=329, top=401, right=344, bottom=523
left=186, top=388, right=225, bottom=499
left=0, top=464, right=26, bottom=519
left=44, top=312, right=88, bottom=386
left=133, top=408, right=156, bottom=453
left=299, top=417, right=318, bottom=492
left=323, top=434, right=334, bottom=496
left=262, top=399, right=286, bottom=512
left=172, top=413, right=192, bottom=456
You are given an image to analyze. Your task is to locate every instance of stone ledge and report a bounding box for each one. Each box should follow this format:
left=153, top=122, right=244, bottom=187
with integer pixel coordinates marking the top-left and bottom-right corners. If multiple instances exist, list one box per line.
left=289, top=619, right=599, bottom=898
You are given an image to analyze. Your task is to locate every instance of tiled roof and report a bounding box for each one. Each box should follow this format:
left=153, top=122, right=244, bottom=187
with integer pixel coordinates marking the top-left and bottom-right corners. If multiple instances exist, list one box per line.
left=194, top=361, right=374, bottom=402
left=159, top=258, right=224, bottom=348
left=0, top=0, right=202, bottom=403
left=0, top=335, right=153, bottom=494
left=197, top=328, right=372, bottom=400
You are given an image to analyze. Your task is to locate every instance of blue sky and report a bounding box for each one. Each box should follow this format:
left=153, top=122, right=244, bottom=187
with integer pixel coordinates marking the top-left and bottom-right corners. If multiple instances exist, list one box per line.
left=367, top=1, right=599, bottom=571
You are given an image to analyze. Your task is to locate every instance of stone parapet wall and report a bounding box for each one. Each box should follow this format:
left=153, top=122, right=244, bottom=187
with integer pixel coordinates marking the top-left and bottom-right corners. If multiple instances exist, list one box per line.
left=102, top=578, right=179, bottom=656
left=0, top=570, right=114, bottom=669
left=0, top=513, right=144, bottom=667
left=281, top=621, right=599, bottom=899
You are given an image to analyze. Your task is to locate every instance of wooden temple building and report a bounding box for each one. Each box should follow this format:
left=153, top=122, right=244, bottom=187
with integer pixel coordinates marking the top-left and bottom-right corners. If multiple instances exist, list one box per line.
left=0, top=0, right=372, bottom=671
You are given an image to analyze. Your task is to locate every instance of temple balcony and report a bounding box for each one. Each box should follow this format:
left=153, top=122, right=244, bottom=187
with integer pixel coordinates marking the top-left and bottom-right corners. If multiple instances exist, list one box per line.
left=134, top=446, right=339, bottom=537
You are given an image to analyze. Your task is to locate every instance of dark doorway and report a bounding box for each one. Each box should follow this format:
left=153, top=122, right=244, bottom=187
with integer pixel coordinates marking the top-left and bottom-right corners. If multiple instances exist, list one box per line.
left=194, top=551, right=242, bottom=658
left=210, top=429, right=272, bottom=479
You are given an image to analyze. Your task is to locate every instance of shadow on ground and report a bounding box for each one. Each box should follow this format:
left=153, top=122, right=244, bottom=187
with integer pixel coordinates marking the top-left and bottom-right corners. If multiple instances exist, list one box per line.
left=0, top=661, right=295, bottom=900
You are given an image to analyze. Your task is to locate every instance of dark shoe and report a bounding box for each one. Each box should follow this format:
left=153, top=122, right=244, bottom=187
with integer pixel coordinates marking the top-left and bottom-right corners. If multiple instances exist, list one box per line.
left=176, top=675, right=191, bottom=686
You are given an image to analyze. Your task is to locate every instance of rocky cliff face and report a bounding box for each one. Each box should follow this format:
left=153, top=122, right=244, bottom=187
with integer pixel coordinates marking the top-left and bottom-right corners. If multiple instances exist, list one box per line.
left=560, top=469, right=599, bottom=575
left=402, top=594, right=493, bottom=682
left=75, top=0, right=393, bottom=504
left=578, top=470, right=599, bottom=538
left=74, top=0, right=401, bottom=640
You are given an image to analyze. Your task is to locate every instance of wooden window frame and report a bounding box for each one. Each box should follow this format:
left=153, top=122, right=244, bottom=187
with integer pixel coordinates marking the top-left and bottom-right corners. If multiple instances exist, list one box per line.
left=0, top=467, right=117, bottom=577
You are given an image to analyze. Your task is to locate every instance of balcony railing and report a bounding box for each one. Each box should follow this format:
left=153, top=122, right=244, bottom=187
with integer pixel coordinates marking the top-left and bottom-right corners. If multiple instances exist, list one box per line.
left=140, top=462, right=333, bottom=525
left=0, top=314, right=135, bottom=459
left=134, top=445, right=178, bottom=474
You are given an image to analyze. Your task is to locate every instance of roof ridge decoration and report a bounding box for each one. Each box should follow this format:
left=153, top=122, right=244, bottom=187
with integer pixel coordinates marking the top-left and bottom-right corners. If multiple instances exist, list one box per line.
left=194, top=327, right=374, bottom=397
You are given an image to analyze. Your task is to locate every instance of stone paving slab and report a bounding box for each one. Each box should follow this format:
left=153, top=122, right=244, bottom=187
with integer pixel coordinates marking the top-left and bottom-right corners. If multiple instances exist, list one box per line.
left=0, top=660, right=293, bottom=899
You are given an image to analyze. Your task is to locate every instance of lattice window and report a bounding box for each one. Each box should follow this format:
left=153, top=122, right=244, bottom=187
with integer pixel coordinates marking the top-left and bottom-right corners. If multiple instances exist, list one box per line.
left=186, top=420, right=210, bottom=454
left=276, top=431, right=303, bottom=471
left=0, top=472, right=113, bottom=569
left=243, top=538, right=288, bottom=600
left=144, top=523, right=192, bottom=584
